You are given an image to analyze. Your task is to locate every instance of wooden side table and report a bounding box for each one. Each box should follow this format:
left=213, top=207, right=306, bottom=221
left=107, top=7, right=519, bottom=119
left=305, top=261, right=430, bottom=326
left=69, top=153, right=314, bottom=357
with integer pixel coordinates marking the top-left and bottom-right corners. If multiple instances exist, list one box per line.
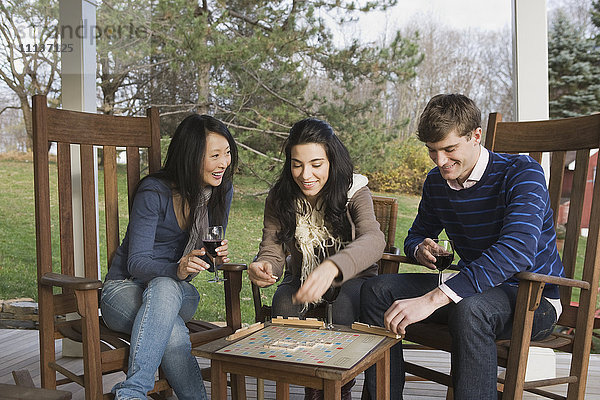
left=193, top=324, right=398, bottom=400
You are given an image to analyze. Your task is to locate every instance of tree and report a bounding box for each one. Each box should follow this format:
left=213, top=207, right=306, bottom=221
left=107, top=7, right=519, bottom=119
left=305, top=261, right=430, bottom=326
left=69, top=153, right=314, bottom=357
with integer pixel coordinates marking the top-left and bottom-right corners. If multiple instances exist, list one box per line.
left=0, top=0, right=60, bottom=150
left=96, top=0, right=172, bottom=116
left=548, top=10, right=600, bottom=118
left=123, top=0, right=424, bottom=178
left=0, top=91, right=26, bottom=152
left=592, top=0, right=600, bottom=42
left=390, top=18, right=514, bottom=138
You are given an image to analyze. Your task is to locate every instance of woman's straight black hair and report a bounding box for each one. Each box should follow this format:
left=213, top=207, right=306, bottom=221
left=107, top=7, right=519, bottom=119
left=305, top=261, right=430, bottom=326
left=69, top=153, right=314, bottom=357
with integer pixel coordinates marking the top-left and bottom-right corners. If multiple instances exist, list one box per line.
left=141, top=113, right=238, bottom=227
left=270, top=118, right=353, bottom=243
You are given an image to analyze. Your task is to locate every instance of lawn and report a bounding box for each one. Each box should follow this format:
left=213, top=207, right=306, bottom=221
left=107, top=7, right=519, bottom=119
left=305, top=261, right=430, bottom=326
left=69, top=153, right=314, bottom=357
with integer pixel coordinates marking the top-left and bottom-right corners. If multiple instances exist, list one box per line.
left=2, top=156, right=598, bottom=353
left=0, top=156, right=420, bottom=324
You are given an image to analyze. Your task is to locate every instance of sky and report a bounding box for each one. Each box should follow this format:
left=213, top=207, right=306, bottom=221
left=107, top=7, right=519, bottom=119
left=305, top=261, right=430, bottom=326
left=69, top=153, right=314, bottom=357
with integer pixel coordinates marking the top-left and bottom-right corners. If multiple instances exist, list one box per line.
left=333, top=0, right=513, bottom=44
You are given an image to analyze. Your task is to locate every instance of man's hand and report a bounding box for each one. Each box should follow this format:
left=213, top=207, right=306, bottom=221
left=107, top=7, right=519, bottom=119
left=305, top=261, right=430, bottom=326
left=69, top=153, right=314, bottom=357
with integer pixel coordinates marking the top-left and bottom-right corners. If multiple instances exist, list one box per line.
left=248, top=260, right=277, bottom=287
left=415, top=238, right=442, bottom=270
left=293, top=260, right=340, bottom=304
left=384, top=288, right=451, bottom=335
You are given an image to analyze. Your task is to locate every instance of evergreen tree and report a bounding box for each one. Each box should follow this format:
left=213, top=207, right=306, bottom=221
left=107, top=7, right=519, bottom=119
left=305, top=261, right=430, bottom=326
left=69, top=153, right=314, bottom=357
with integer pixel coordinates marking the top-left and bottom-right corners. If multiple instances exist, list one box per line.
left=144, top=0, right=423, bottom=176
left=548, top=10, right=600, bottom=119
left=592, top=0, right=600, bottom=36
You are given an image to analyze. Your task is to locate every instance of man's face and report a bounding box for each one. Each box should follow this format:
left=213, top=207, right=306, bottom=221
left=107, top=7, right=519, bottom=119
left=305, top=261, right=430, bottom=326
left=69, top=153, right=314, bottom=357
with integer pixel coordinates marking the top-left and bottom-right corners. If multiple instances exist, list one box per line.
left=426, top=128, right=482, bottom=185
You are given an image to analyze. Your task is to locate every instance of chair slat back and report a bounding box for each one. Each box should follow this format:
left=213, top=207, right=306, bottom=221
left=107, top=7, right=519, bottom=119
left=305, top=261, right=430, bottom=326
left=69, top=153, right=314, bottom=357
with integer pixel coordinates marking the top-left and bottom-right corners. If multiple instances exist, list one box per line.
left=32, top=95, right=161, bottom=288
left=485, top=112, right=600, bottom=327
left=372, top=195, right=398, bottom=252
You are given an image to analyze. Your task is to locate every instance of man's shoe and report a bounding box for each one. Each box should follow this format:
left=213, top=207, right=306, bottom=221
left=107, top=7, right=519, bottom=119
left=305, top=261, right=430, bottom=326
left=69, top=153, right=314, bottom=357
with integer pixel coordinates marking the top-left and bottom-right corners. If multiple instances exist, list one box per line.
left=305, top=387, right=324, bottom=400
left=341, top=378, right=356, bottom=400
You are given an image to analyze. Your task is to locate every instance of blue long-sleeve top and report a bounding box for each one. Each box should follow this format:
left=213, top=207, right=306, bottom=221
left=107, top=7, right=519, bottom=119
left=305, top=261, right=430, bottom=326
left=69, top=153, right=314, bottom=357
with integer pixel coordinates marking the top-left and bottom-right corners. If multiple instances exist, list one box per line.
left=404, top=151, right=565, bottom=299
left=105, top=177, right=233, bottom=282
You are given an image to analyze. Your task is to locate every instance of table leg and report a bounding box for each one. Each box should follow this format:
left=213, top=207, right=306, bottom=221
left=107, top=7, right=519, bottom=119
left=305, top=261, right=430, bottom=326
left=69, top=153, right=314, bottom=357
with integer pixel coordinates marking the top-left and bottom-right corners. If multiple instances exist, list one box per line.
left=211, top=360, right=227, bottom=400
left=275, top=381, right=290, bottom=400
left=323, top=379, right=342, bottom=400
left=257, top=378, right=265, bottom=400
left=230, top=373, right=247, bottom=400
left=376, top=349, right=391, bottom=400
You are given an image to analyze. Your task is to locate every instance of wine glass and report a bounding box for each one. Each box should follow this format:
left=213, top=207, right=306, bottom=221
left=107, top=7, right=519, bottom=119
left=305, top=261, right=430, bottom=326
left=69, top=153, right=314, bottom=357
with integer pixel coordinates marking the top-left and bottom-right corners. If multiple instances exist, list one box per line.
left=203, top=226, right=226, bottom=282
left=322, top=285, right=341, bottom=330
left=431, top=239, right=454, bottom=286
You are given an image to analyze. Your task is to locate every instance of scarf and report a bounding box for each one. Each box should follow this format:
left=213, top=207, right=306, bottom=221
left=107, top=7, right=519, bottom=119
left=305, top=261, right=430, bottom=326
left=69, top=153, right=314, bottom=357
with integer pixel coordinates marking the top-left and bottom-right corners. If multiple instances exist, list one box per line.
left=295, top=198, right=346, bottom=310
left=182, top=187, right=213, bottom=278
left=293, top=174, right=369, bottom=310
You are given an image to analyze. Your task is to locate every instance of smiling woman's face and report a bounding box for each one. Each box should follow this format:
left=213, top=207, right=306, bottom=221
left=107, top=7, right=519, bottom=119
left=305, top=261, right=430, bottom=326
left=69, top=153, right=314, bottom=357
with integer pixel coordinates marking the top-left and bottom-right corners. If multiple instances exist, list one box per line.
left=202, top=132, right=231, bottom=187
left=290, top=143, right=330, bottom=203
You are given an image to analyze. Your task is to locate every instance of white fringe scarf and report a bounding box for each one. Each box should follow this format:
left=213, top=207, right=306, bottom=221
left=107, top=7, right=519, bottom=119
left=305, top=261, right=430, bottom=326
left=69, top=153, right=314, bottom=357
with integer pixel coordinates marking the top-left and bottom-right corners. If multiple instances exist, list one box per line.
left=294, top=197, right=346, bottom=310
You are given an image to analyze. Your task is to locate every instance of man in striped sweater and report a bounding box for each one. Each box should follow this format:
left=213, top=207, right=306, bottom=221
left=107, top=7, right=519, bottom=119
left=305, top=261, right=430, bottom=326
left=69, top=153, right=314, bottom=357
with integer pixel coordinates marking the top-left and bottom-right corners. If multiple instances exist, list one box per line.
left=360, top=94, right=564, bottom=400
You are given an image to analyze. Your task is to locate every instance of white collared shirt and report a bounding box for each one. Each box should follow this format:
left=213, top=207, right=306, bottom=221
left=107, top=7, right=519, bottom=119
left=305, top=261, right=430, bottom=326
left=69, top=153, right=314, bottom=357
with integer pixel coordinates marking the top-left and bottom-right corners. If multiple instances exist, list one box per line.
left=446, top=146, right=489, bottom=190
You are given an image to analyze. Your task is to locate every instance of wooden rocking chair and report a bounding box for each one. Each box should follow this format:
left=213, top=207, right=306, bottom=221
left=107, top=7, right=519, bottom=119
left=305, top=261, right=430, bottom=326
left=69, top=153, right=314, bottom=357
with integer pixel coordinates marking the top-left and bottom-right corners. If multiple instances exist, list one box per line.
left=32, top=94, right=247, bottom=399
left=383, top=112, right=600, bottom=399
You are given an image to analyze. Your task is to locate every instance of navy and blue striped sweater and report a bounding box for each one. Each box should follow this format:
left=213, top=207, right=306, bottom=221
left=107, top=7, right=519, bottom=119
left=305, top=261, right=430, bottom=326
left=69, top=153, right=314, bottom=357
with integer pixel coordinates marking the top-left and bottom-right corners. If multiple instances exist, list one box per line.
left=404, top=151, right=565, bottom=299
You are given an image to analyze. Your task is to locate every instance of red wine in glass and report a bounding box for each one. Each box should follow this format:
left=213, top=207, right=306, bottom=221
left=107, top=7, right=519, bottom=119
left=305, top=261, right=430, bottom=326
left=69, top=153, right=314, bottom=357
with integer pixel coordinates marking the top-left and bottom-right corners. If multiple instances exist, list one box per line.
left=203, top=226, right=225, bottom=282
left=322, top=286, right=341, bottom=329
left=432, top=239, right=454, bottom=286
left=434, top=253, right=454, bottom=271
left=203, top=240, right=220, bottom=258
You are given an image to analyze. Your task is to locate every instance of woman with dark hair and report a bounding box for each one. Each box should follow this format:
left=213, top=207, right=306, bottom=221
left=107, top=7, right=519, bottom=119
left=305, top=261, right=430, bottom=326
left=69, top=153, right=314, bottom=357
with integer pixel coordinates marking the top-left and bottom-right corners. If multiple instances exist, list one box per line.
left=248, top=118, right=385, bottom=400
left=100, top=114, right=238, bottom=400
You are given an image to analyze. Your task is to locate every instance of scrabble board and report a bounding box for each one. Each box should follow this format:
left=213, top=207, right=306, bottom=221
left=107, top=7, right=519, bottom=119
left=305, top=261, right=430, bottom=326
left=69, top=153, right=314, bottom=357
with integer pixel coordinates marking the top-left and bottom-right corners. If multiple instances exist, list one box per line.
left=217, top=324, right=385, bottom=369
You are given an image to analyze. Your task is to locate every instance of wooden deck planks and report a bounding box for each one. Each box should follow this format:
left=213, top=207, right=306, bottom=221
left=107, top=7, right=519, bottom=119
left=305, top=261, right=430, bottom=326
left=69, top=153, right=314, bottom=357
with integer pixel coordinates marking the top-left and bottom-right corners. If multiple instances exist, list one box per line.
left=1, top=329, right=599, bottom=399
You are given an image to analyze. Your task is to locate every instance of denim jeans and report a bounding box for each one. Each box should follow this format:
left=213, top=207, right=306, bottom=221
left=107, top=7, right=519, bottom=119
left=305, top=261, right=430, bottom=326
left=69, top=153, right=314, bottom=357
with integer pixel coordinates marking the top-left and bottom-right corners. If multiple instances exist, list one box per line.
left=360, top=273, right=557, bottom=400
left=272, top=270, right=368, bottom=325
left=100, top=277, right=207, bottom=400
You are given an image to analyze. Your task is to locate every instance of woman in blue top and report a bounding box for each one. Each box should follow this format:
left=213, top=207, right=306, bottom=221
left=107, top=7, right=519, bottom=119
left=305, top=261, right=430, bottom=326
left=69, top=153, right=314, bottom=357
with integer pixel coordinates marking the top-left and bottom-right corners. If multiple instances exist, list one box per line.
left=100, top=114, right=238, bottom=400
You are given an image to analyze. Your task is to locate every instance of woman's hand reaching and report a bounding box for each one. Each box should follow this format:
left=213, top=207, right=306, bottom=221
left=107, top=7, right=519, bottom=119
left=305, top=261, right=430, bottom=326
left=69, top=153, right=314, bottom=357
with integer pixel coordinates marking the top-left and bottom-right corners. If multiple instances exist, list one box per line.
left=293, top=260, right=340, bottom=304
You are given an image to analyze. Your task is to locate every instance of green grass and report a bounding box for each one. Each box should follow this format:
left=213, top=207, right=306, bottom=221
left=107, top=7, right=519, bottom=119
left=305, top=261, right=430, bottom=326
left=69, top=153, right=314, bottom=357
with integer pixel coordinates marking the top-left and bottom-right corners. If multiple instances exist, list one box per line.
left=0, top=159, right=38, bottom=300
left=1, top=156, right=598, bottom=353
left=0, top=157, right=421, bottom=324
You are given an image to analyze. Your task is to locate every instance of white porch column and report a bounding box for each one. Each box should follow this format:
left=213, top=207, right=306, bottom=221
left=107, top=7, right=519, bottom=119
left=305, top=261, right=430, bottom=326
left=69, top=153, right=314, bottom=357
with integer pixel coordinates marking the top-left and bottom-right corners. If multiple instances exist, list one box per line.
left=512, top=0, right=551, bottom=177
left=510, top=0, right=556, bottom=379
left=59, top=0, right=99, bottom=356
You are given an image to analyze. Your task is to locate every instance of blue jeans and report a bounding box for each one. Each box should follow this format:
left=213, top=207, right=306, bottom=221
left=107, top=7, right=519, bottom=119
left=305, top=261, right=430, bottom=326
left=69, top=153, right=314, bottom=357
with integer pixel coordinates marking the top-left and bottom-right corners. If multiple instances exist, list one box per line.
left=272, top=270, right=368, bottom=325
left=100, top=277, right=207, bottom=400
left=360, top=273, right=557, bottom=400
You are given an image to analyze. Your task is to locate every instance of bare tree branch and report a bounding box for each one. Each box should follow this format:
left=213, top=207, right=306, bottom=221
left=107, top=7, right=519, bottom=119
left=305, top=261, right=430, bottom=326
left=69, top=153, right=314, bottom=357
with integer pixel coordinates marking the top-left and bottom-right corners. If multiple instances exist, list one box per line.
left=236, top=158, right=275, bottom=189
left=226, top=9, right=272, bottom=32
left=0, top=105, right=21, bottom=116
left=235, top=140, right=283, bottom=163
left=241, top=66, right=312, bottom=116
left=224, top=120, right=288, bottom=139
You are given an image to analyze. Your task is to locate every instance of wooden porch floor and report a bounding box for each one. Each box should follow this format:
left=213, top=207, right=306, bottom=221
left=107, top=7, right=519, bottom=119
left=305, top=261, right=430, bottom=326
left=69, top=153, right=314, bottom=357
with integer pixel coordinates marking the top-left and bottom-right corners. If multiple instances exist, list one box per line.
left=1, top=329, right=599, bottom=399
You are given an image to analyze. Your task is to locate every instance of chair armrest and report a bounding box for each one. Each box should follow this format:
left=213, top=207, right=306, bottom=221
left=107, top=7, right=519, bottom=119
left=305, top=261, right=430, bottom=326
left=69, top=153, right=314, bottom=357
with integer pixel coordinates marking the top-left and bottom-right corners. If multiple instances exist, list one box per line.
left=39, top=272, right=102, bottom=290
left=380, top=253, right=416, bottom=264
left=516, top=271, right=590, bottom=290
left=388, top=246, right=402, bottom=255
left=220, top=263, right=247, bottom=272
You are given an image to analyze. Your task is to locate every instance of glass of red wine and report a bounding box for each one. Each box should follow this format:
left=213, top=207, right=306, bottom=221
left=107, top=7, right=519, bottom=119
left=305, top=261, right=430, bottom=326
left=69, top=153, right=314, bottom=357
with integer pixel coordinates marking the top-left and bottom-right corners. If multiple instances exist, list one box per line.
left=322, top=285, right=341, bottom=330
left=203, top=225, right=225, bottom=283
left=432, top=239, right=454, bottom=286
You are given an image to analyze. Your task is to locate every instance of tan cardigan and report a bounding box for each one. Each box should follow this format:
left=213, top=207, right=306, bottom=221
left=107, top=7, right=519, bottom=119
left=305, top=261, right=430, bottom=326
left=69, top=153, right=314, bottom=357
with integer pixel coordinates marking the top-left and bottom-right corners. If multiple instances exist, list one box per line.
left=256, top=186, right=385, bottom=284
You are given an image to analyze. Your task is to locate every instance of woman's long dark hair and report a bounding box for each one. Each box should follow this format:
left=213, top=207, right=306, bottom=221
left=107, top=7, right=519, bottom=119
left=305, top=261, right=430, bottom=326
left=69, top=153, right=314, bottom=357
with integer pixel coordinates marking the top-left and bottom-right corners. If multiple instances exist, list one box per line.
left=271, top=118, right=353, bottom=243
left=147, top=114, right=238, bottom=227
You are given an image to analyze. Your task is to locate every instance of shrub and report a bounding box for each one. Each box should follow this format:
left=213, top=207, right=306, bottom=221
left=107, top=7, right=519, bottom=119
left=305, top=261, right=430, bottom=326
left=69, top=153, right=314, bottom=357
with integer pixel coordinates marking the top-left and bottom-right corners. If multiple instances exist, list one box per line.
left=365, top=137, right=431, bottom=195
